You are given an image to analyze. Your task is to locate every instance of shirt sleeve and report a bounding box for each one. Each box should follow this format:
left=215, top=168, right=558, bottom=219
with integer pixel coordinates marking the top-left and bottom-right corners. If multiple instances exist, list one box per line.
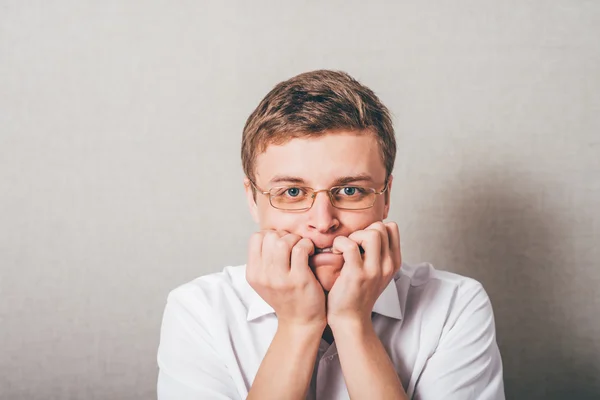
left=412, top=282, right=505, bottom=400
left=157, top=288, right=242, bottom=400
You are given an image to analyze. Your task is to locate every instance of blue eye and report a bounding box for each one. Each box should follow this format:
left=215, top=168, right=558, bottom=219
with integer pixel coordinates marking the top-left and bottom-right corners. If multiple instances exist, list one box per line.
left=343, top=187, right=357, bottom=196
left=286, top=187, right=301, bottom=197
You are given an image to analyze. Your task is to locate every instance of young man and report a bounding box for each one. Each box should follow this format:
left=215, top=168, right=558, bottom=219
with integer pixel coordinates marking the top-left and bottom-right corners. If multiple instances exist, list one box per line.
left=157, top=70, right=505, bottom=399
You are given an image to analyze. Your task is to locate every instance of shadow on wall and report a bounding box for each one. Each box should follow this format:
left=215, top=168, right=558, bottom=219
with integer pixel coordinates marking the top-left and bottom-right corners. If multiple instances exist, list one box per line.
left=435, top=169, right=600, bottom=400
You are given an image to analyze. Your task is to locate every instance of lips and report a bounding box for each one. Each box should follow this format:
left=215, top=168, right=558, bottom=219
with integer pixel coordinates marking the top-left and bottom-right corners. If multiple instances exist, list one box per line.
left=313, top=245, right=365, bottom=255
left=309, top=247, right=343, bottom=272
left=309, top=235, right=366, bottom=256
left=314, top=247, right=334, bottom=254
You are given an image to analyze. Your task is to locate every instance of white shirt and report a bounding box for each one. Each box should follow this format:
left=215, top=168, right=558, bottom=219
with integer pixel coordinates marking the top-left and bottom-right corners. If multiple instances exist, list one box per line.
left=157, top=263, right=505, bottom=399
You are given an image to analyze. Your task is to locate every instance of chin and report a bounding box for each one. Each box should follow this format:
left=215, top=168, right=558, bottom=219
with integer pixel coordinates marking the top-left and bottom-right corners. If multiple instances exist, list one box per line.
left=313, top=265, right=341, bottom=292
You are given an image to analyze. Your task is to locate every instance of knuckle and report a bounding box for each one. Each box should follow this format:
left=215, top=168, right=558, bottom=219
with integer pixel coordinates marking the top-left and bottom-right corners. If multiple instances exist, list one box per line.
left=383, top=261, right=395, bottom=277
left=333, top=236, right=349, bottom=250
left=274, top=239, right=290, bottom=252
left=372, top=221, right=386, bottom=230
left=347, top=230, right=360, bottom=240
left=299, top=237, right=313, bottom=246
left=264, top=231, right=279, bottom=241
left=332, top=236, right=345, bottom=246
left=291, top=244, right=308, bottom=257
left=249, top=232, right=264, bottom=247
left=350, top=241, right=361, bottom=253
left=288, top=233, right=302, bottom=242
left=359, top=270, right=374, bottom=283
left=366, top=229, right=380, bottom=241
left=250, top=232, right=263, bottom=241
left=365, top=267, right=379, bottom=279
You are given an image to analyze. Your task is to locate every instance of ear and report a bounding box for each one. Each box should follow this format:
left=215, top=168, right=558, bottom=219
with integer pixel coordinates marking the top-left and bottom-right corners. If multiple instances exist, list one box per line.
left=244, top=177, right=260, bottom=224
left=383, top=174, right=393, bottom=220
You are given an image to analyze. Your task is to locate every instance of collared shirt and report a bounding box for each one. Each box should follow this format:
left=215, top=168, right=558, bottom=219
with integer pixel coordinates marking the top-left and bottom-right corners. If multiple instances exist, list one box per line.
left=157, top=263, right=505, bottom=399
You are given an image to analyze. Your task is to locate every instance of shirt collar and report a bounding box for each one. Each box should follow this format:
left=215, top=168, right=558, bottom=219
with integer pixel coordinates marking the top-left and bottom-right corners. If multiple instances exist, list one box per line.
left=372, top=276, right=403, bottom=320
left=246, top=272, right=403, bottom=322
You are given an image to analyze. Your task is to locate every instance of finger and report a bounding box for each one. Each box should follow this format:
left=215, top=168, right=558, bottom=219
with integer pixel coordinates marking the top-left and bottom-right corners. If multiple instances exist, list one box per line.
left=365, top=221, right=389, bottom=260
left=332, top=235, right=363, bottom=271
left=246, top=231, right=264, bottom=281
left=272, top=232, right=303, bottom=277
left=274, top=233, right=302, bottom=271
left=385, top=222, right=402, bottom=272
left=348, top=229, right=382, bottom=275
left=290, top=238, right=315, bottom=278
left=279, top=232, right=303, bottom=249
left=262, top=231, right=286, bottom=276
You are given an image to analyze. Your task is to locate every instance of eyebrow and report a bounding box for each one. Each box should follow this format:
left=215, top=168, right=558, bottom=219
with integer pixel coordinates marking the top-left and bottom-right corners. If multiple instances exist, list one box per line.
left=268, top=174, right=375, bottom=186
left=269, top=175, right=306, bottom=185
left=334, top=174, right=375, bottom=186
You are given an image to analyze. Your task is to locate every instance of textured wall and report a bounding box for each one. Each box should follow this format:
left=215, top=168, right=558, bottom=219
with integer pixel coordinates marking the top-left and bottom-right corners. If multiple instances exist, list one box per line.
left=1, top=1, right=598, bottom=399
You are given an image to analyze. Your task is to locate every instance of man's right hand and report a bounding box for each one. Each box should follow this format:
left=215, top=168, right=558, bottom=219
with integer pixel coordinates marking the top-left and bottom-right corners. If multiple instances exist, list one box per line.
left=246, top=230, right=327, bottom=330
left=246, top=231, right=326, bottom=399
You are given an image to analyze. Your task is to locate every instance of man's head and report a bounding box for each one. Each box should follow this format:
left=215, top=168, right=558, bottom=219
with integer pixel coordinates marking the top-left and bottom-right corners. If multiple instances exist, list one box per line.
left=241, top=70, right=396, bottom=291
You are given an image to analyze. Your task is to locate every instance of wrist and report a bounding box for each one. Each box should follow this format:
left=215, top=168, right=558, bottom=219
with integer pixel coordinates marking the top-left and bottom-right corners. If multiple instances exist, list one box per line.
left=329, top=314, right=374, bottom=337
left=277, top=319, right=326, bottom=341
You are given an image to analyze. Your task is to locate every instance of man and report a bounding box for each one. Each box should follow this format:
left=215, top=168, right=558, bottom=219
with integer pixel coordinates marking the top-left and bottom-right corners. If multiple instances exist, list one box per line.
left=157, top=70, right=505, bottom=399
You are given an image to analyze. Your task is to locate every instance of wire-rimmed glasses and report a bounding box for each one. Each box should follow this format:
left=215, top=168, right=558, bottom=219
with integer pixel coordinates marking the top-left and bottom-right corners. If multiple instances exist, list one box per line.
left=249, top=180, right=388, bottom=211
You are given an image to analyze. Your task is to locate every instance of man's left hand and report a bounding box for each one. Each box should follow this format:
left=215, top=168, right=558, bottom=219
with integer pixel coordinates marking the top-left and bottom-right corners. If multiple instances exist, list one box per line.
left=326, top=221, right=402, bottom=328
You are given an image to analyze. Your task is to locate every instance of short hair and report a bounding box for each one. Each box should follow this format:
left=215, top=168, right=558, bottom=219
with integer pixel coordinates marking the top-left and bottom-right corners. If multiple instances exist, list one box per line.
left=241, top=70, right=396, bottom=185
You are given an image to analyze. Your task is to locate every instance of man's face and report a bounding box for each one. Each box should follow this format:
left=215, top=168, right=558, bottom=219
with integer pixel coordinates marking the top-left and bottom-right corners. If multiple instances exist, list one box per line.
left=244, top=130, right=392, bottom=291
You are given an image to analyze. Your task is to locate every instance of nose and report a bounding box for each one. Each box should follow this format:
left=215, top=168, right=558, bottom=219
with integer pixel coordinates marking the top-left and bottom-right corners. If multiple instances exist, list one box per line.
left=307, top=190, right=339, bottom=233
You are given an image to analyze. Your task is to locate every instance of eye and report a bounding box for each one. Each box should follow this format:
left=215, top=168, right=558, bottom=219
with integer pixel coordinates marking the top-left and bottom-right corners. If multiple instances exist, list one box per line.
left=285, top=187, right=302, bottom=197
left=341, top=187, right=358, bottom=196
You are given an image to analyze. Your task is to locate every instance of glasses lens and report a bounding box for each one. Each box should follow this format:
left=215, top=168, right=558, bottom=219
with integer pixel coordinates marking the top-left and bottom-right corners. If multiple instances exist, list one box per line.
left=331, top=186, right=377, bottom=210
left=270, top=186, right=313, bottom=210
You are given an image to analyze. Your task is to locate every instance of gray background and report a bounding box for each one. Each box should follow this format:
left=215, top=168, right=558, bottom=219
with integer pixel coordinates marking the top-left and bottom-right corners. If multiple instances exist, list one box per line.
left=1, top=1, right=599, bottom=399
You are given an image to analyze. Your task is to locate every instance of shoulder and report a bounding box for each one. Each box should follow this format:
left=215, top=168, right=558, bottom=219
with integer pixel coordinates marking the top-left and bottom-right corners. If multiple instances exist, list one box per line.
left=397, top=262, right=495, bottom=330
left=399, top=264, right=504, bottom=398
left=165, top=265, right=251, bottom=321
left=399, top=262, right=488, bottom=301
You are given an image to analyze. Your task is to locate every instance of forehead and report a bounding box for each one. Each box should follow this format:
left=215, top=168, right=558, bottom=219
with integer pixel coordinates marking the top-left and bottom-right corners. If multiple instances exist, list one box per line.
left=254, top=131, right=386, bottom=185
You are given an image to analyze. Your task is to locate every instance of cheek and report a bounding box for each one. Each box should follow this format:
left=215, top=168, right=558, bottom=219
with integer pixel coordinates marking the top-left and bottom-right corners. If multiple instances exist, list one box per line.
left=341, top=208, right=384, bottom=231
left=258, top=205, right=302, bottom=231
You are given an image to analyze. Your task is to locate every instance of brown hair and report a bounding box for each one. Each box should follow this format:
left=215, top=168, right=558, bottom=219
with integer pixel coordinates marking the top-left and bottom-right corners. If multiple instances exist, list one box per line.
left=241, top=70, right=396, bottom=185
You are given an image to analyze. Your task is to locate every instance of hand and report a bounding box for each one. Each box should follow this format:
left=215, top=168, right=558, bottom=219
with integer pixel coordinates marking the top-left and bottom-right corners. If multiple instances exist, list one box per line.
left=246, top=230, right=327, bottom=330
left=326, top=221, right=401, bottom=328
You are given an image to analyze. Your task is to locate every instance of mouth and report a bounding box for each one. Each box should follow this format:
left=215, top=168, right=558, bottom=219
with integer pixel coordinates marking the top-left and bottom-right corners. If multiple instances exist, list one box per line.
left=314, top=247, right=334, bottom=255
left=313, top=246, right=365, bottom=255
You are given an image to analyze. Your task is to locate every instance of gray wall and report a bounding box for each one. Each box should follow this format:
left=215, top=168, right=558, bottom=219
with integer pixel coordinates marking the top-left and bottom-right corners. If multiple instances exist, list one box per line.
left=1, top=1, right=599, bottom=399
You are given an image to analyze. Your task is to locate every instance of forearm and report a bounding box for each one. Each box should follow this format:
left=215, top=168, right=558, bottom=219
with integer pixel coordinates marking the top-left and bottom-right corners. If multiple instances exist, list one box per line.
left=247, top=322, right=323, bottom=400
left=332, top=319, right=408, bottom=400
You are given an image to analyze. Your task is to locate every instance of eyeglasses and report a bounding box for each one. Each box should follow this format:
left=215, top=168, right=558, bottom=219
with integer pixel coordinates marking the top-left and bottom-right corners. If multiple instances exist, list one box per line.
left=249, top=180, right=389, bottom=211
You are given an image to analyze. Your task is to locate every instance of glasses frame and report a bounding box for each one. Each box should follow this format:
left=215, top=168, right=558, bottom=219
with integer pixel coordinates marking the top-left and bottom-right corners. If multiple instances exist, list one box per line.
left=249, top=179, right=389, bottom=211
